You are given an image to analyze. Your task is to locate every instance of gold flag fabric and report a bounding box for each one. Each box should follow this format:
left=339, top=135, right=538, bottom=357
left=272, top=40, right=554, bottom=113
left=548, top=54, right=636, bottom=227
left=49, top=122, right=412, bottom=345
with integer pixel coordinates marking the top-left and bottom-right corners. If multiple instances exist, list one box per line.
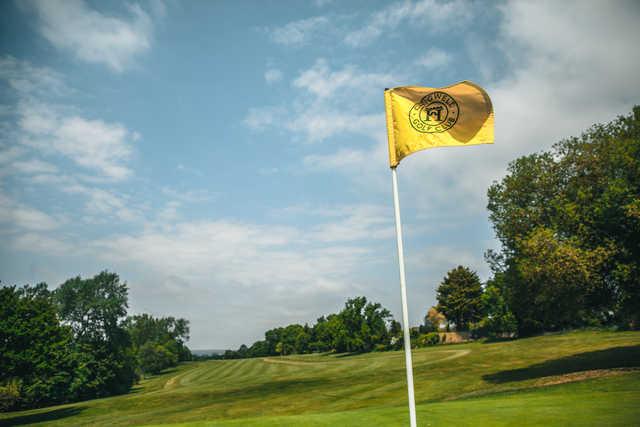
left=384, top=81, right=494, bottom=167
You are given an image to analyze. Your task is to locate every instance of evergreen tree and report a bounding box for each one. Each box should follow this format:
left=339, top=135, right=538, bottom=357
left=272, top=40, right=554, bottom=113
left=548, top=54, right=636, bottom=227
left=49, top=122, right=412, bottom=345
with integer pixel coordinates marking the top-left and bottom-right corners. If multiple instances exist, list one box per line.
left=436, top=266, right=484, bottom=331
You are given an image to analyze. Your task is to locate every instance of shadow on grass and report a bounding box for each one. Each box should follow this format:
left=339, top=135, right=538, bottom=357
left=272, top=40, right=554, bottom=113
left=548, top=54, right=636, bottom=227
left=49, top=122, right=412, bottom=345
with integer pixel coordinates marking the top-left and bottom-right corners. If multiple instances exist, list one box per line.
left=0, top=406, right=85, bottom=426
left=482, top=336, right=518, bottom=344
left=483, top=345, right=640, bottom=384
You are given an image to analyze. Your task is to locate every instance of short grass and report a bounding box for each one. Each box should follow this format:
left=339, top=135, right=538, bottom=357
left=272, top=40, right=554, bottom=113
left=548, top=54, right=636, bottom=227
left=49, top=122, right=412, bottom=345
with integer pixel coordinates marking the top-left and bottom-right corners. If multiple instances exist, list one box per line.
left=1, top=330, right=639, bottom=426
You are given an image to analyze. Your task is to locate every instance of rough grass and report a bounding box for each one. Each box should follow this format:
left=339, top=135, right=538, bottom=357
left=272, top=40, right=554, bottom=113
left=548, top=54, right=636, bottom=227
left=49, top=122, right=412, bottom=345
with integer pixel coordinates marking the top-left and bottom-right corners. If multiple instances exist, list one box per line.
left=1, top=330, right=638, bottom=426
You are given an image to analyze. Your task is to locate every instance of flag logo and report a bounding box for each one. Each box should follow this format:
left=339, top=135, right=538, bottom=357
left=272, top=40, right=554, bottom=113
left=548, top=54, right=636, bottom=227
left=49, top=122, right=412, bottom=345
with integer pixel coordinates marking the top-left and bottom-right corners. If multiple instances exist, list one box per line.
left=408, top=91, right=459, bottom=134
left=385, top=81, right=494, bottom=167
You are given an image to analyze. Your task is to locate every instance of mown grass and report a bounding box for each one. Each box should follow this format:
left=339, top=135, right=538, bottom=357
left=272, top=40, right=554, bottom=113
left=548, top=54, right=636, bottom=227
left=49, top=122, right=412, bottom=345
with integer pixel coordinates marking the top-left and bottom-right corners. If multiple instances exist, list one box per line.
left=1, top=330, right=639, bottom=426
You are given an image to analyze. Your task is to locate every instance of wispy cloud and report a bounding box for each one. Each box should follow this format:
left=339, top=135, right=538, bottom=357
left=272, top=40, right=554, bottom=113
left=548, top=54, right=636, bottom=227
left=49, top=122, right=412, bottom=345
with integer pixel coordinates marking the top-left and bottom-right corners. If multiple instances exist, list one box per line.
left=416, top=48, right=452, bottom=70
left=19, top=102, right=136, bottom=181
left=161, top=187, right=214, bottom=203
left=244, top=106, right=286, bottom=131
left=0, top=192, right=60, bottom=231
left=344, top=0, right=471, bottom=47
left=11, top=159, right=58, bottom=175
left=23, top=0, right=156, bottom=72
left=247, top=59, right=395, bottom=143
left=12, top=232, right=71, bottom=253
left=267, top=16, right=330, bottom=47
left=62, top=183, right=142, bottom=222
left=293, top=58, right=394, bottom=99
left=0, top=56, right=68, bottom=96
left=264, top=68, right=283, bottom=84
left=304, top=204, right=394, bottom=243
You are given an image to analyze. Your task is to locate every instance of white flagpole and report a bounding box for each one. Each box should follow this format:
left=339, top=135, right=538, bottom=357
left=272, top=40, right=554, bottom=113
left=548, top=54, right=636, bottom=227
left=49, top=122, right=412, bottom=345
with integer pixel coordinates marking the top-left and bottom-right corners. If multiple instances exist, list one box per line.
left=391, top=166, right=418, bottom=427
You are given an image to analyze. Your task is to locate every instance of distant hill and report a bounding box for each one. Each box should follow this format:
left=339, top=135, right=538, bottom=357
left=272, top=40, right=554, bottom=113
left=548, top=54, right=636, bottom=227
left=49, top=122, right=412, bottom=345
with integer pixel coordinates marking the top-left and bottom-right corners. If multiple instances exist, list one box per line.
left=191, top=349, right=227, bottom=356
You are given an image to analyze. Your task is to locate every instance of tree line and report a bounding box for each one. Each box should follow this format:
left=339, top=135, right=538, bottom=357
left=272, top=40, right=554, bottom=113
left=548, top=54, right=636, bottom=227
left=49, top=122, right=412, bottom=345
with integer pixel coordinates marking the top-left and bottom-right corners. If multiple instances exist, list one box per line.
left=219, top=296, right=404, bottom=359
left=0, top=271, right=190, bottom=411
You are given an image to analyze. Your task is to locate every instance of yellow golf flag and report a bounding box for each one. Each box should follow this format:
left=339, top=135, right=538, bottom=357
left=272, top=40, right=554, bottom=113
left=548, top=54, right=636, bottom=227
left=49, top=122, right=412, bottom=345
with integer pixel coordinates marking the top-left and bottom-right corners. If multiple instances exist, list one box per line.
left=384, top=81, right=494, bottom=167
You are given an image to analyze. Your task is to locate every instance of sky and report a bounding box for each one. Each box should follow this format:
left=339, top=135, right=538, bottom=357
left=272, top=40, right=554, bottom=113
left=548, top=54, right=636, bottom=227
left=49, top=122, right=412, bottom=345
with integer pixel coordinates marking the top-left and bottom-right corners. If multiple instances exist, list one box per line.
left=1, top=0, right=639, bottom=349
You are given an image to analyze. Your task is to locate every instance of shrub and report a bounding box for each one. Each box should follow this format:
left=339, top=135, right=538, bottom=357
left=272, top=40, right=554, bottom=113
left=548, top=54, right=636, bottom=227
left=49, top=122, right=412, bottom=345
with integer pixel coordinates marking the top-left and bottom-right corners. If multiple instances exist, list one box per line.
left=417, top=332, right=440, bottom=347
left=374, top=344, right=387, bottom=352
left=0, top=379, right=21, bottom=411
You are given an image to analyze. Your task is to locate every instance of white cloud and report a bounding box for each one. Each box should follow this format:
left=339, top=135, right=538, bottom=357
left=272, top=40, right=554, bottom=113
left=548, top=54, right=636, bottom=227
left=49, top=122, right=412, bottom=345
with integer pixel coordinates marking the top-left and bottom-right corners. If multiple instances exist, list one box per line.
left=416, top=48, right=452, bottom=70
left=161, top=187, right=213, bottom=203
left=288, top=111, right=384, bottom=143
left=12, top=232, right=71, bottom=253
left=345, top=0, right=471, bottom=47
left=264, top=68, right=283, bottom=84
left=176, top=163, right=204, bottom=177
left=303, top=148, right=370, bottom=171
left=11, top=159, right=58, bottom=175
left=0, top=193, right=59, bottom=231
left=305, top=204, right=394, bottom=243
left=19, top=102, right=136, bottom=180
left=244, top=106, right=286, bottom=131
left=24, top=0, right=155, bottom=72
left=92, top=217, right=375, bottom=298
left=62, top=183, right=142, bottom=222
left=293, top=58, right=394, bottom=99
left=0, top=146, right=26, bottom=165
left=0, top=56, right=67, bottom=96
left=267, top=16, right=330, bottom=47
left=246, top=59, right=395, bottom=143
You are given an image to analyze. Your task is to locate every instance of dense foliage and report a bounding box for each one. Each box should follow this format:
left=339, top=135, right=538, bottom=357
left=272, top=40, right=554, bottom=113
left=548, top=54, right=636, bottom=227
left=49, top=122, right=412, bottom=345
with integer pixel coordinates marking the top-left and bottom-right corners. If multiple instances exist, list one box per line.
left=0, top=284, right=76, bottom=409
left=0, top=272, right=191, bottom=411
left=223, top=296, right=397, bottom=358
left=125, top=314, right=191, bottom=374
left=487, top=107, right=640, bottom=335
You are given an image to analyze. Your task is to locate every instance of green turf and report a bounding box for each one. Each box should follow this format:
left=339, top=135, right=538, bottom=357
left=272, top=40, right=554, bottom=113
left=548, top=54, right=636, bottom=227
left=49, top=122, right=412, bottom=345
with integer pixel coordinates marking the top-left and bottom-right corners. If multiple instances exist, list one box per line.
left=1, top=330, right=639, bottom=426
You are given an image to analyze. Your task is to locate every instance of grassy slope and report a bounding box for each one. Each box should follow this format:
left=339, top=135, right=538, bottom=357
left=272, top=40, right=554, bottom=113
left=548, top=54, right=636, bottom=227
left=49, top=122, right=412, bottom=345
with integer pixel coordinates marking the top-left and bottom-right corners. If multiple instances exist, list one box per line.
left=1, top=330, right=638, bottom=426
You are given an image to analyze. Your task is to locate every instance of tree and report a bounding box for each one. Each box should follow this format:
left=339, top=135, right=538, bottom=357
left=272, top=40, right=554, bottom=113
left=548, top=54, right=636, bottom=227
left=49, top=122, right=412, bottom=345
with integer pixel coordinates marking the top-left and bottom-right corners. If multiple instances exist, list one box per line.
left=55, top=271, right=129, bottom=342
left=487, top=107, right=640, bottom=331
left=54, top=271, right=137, bottom=397
left=0, top=284, right=76, bottom=409
left=469, top=273, right=517, bottom=338
left=336, top=297, right=392, bottom=353
left=137, top=342, right=177, bottom=375
left=124, top=314, right=191, bottom=374
left=513, top=227, right=610, bottom=333
left=436, top=266, right=484, bottom=331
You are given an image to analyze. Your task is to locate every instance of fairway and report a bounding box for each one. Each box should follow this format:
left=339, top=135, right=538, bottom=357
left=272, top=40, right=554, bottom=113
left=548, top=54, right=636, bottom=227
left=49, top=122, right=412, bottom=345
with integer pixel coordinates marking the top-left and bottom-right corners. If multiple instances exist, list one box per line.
left=1, top=330, right=639, bottom=426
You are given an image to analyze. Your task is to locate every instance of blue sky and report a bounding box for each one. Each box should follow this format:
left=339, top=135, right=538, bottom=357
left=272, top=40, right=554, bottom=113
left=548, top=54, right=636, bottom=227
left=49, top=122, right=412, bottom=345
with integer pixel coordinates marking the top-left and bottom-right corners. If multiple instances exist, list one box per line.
left=1, top=0, right=639, bottom=349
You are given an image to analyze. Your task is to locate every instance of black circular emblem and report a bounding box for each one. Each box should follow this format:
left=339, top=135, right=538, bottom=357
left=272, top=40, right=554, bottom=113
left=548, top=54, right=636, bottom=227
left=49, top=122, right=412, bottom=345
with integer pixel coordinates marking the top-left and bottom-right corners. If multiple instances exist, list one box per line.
left=409, top=91, right=459, bottom=133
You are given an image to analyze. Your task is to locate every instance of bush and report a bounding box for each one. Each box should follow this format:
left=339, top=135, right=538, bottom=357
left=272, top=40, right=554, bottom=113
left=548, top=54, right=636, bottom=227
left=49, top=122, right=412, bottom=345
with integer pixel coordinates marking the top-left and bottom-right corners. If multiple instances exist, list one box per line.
left=469, top=320, right=490, bottom=339
left=374, top=344, right=387, bottom=352
left=416, top=332, right=440, bottom=347
left=0, top=379, right=21, bottom=411
left=470, top=314, right=518, bottom=339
